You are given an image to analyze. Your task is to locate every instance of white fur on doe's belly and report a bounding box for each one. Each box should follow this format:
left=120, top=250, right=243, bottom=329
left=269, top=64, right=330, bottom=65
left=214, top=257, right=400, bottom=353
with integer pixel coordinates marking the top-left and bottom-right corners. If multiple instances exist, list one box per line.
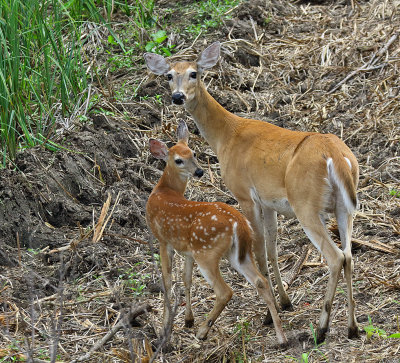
left=250, top=187, right=295, bottom=217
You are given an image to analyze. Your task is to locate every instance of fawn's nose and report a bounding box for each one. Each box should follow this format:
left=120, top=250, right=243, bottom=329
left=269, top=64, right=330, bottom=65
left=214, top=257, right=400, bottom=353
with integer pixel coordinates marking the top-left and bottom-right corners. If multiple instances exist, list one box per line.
left=194, top=168, right=204, bottom=178
left=172, top=92, right=186, bottom=105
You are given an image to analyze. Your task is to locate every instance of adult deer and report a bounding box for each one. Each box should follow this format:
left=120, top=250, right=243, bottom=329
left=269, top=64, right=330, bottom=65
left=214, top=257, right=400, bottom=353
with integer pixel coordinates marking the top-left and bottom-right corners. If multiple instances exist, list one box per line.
left=144, top=42, right=360, bottom=343
left=146, top=120, right=287, bottom=346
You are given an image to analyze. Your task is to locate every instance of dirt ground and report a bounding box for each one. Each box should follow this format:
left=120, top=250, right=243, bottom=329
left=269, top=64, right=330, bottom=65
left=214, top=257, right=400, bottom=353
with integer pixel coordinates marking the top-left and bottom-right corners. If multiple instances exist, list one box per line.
left=1, top=0, right=399, bottom=362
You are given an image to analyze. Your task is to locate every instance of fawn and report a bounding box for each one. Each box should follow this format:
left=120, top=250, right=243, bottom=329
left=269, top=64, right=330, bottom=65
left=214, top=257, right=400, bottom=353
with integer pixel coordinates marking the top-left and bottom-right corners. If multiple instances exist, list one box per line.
left=146, top=120, right=287, bottom=346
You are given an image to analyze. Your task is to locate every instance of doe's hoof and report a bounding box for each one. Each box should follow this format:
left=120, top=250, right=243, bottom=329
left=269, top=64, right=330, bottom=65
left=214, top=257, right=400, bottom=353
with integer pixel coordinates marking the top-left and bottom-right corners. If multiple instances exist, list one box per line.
left=348, top=326, right=360, bottom=339
left=263, top=310, right=273, bottom=326
left=185, top=319, right=194, bottom=328
left=281, top=301, right=293, bottom=312
left=316, top=327, right=328, bottom=345
left=279, top=340, right=289, bottom=350
left=195, top=332, right=208, bottom=340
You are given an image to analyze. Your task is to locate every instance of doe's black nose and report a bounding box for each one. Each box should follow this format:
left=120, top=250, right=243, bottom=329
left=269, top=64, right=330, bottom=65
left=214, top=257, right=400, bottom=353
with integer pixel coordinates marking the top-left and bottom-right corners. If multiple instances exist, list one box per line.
left=172, top=92, right=185, bottom=105
left=194, top=168, right=204, bottom=178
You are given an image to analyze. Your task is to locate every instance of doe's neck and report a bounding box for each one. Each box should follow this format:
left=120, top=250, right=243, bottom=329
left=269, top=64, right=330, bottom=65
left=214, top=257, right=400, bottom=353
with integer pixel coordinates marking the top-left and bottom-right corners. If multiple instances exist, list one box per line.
left=185, top=82, right=240, bottom=155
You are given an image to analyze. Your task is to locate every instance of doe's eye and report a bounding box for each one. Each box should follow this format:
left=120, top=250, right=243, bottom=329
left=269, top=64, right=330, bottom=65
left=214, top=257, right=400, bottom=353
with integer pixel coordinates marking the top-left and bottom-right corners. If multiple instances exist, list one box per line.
left=190, top=72, right=197, bottom=79
left=166, top=74, right=173, bottom=81
left=175, top=159, right=183, bottom=165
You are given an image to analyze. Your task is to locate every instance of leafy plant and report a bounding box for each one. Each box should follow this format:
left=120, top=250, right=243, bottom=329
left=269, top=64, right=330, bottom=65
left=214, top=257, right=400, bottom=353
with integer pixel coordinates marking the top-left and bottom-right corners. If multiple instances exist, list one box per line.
left=184, top=0, right=240, bottom=36
left=119, top=265, right=150, bottom=297
left=389, top=189, right=400, bottom=198
left=364, top=316, right=400, bottom=339
left=145, top=30, right=175, bottom=56
left=286, top=323, right=328, bottom=362
left=234, top=319, right=252, bottom=342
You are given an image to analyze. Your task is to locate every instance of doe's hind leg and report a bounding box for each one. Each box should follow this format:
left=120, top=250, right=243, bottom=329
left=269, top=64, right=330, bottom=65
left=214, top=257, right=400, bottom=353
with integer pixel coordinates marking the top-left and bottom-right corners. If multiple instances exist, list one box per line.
left=229, top=252, right=288, bottom=347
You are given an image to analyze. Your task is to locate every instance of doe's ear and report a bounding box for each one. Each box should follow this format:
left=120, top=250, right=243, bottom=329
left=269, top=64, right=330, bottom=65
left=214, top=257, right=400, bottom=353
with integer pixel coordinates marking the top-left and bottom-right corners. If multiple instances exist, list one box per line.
left=143, top=53, right=170, bottom=75
left=149, top=139, right=169, bottom=160
left=197, top=42, right=220, bottom=71
left=176, top=120, right=189, bottom=144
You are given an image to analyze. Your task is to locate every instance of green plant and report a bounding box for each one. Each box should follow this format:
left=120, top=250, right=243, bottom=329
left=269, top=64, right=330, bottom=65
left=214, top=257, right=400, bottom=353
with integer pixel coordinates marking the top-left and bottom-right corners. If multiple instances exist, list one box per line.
left=286, top=323, right=328, bottom=362
left=0, top=341, right=26, bottom=362
left=364, top=316, right=400, bottom=339
left=119, top=265, right=150, bottom=297
left=234, top=319, right=252, bottom=342
left=0, top=0, right=129, bottom=167
left=107, top=48, right=136, bottom=71
left=145, top=30, right=175, bottom=56
left=27, top=248, right=41, bottom=255
left=184, top=0, right=240, bottom=36
left=389, top=189, right=400, bottom=198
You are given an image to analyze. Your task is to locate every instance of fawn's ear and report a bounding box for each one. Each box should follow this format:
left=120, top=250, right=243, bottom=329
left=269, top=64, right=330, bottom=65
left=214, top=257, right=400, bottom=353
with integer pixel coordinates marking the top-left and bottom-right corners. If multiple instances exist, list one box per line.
left=197, top=42, right=220, bottom=71
left=144, top=53, right=170, bottom=75
left=149, top=139, right=169, bottom=160
left=176, top=120, right=189, bottom=144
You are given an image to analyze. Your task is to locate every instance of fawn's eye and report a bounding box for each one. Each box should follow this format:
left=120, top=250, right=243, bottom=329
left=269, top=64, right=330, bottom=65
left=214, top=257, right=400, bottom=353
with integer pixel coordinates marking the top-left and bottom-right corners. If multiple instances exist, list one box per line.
left=175, top=159, right=183, bottom=165
left=190, top=72, right=197, bottom=79
left=166, top=74, right=173, bottom=81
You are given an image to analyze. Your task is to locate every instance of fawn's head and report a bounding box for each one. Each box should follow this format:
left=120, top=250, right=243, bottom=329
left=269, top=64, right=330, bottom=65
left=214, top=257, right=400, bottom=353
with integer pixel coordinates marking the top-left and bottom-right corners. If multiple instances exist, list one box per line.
left=149, top=120, right=203, bottom=181
left=144, top=42, right=220, bottom=106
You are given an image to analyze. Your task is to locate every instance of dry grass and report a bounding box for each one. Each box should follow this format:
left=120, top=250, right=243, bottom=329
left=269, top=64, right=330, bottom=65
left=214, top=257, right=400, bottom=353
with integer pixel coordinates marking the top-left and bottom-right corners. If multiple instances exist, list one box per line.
left=1, top=0, right=399, bottom=362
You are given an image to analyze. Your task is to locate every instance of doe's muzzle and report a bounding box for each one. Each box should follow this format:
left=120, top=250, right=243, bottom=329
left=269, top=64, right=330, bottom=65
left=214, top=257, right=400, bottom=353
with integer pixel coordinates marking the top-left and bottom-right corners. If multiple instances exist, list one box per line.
left=172, top=92, right=186, bottom=105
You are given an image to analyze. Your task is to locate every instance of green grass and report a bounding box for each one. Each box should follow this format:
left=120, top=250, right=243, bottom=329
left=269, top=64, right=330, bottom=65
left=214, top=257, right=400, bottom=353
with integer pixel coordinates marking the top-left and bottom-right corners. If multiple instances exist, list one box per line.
left=184, top=0, right=241, bottom=36
left=0, top=0, right=94, bottom=167
left=0, top=0, right=160, bottom=167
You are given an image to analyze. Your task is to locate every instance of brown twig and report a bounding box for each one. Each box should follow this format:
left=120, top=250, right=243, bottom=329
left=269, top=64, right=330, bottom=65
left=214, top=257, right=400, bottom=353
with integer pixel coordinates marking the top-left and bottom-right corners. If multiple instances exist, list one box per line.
left=328, top=32, right=399, bottom=94
left=282, top=247, right=311, bottom=289
left=70, top=304, right=152, bottom=363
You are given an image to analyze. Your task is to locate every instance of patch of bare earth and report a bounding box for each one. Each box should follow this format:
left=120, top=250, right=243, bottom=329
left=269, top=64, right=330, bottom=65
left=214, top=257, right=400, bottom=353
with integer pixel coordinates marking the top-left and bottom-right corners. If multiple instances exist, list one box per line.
left=1, top=0, right=399, bottom=362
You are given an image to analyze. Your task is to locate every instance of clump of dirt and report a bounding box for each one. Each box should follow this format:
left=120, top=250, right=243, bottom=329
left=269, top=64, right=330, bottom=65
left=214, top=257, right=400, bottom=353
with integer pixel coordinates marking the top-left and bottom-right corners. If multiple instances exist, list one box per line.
left=1, top=0, right=400, bottom=362
left=0, top=115, right=148, bottom=250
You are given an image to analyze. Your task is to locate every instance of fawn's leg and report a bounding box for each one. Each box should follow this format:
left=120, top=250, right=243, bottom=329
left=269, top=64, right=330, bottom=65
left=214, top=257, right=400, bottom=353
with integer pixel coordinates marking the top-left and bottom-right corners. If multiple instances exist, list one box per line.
left=195, top=258, right=233, bottom=340
left=183, top=255, right=194, bottom=327
left=160, top=243, right=174, bottom=335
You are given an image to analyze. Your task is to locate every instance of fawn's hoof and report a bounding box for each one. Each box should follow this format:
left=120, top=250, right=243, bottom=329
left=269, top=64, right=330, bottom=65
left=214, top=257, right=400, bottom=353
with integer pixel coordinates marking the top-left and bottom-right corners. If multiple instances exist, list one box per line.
left=185, top=319, right=194, bottom=328
left=348, top=326, right=360, bottom=339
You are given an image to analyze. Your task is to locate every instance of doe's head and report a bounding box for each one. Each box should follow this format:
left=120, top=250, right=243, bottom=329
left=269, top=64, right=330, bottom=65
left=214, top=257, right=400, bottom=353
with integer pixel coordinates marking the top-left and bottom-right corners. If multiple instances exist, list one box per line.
left=144, top=42, right=220, bottom=106
left=149, top=120, right=203, bottom=180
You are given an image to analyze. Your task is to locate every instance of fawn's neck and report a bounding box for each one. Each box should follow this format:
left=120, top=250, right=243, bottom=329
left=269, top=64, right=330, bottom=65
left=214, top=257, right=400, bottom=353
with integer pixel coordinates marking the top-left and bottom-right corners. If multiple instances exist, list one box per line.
left=154, top=166, right=188, bottom=197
